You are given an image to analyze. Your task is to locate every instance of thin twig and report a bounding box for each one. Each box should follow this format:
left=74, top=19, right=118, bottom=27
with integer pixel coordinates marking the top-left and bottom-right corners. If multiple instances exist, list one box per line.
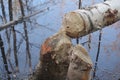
left=93, top=30, right=102, bottom=79
left=88, top=34, right=91, bottom=51
left=0, top=7, right=49, bottom=31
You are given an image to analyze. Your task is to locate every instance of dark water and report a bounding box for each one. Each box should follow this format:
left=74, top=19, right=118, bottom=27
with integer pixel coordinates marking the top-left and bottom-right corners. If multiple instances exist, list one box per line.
left=0, top=0, right=120, bottom=80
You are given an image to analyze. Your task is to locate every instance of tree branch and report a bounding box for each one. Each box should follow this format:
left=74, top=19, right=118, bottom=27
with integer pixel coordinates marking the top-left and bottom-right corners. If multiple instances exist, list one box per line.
left=0, top=8, right=48, bottom=31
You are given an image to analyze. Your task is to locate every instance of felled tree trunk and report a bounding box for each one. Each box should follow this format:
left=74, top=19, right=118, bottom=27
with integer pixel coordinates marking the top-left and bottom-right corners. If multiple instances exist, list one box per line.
left=62, top=0, right=120, bottom=38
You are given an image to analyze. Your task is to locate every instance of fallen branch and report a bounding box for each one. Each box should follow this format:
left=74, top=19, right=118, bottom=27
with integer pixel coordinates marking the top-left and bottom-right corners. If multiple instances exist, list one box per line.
left=0, top=8, right=49, bottom=31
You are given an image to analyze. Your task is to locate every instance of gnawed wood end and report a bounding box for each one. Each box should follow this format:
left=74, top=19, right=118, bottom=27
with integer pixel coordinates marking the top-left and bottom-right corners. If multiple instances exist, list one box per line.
left=67, top=44, right=93, bottom=80
left=31, top=33, right=72, bottom=80
left=62, top=12, right=85, bottom=38
left=72, top=44, right=93, bottom=65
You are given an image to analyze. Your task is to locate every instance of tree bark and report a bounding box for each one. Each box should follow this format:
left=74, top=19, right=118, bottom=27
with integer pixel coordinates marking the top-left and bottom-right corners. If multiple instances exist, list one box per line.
left=62, top=0, right=120, bottom=38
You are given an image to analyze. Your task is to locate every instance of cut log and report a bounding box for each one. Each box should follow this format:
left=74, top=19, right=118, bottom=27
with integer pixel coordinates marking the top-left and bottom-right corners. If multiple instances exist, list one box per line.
left=62, top=0, right=120, bottom=38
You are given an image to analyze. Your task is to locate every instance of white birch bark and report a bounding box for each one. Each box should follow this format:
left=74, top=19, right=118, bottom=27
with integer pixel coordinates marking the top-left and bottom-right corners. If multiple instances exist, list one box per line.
left=62, top=0, right=120, bottom=38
